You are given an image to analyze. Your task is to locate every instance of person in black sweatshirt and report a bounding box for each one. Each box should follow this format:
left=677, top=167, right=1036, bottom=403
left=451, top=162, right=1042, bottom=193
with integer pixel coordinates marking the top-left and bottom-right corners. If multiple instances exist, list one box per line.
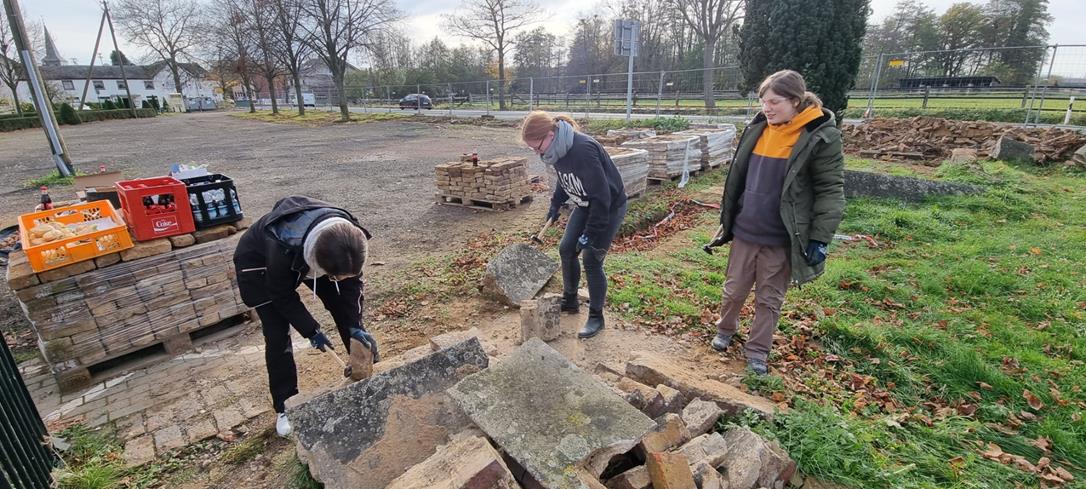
left=520, top=111, right=628, bottom=338
left=233, top=196, right=379, bottom=437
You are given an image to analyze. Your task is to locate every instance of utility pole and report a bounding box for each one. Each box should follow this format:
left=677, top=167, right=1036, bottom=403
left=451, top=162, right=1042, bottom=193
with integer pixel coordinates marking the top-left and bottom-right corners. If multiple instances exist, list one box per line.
left=3, top=0, right=73, bottom=176
left=104, top=0, right=136, bottom=116
left=78, top=10, right=107, bottom=109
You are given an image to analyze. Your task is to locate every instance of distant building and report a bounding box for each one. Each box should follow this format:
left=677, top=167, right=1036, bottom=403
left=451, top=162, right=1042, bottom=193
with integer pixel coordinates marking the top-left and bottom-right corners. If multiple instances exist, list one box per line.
left=240, top=59, right=362, bottom=106
left=10, top=27, right=220, bottom=109
left=899, top=76, right=1001, bottom=89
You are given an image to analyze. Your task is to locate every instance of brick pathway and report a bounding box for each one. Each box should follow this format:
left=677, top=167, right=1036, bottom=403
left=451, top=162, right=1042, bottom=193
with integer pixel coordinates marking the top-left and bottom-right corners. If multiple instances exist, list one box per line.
left=20, top=324, right=297, bottom=466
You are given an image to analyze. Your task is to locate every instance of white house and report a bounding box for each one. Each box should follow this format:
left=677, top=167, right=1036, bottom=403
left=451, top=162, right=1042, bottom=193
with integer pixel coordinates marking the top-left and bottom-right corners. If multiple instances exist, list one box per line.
left=11, top=28, right=221, bottom=110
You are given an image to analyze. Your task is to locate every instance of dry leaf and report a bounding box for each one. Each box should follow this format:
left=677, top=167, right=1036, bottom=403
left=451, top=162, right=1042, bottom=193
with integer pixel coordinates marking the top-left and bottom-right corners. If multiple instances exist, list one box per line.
left=978, top=382, right=993, bottom=390
left=771, top=392, right=786, bottom=403
left=1029, top=247, right=1042, bottom=255
left=1024, top=390, right=1045, bottom=410
left=1032, top=437, right=1052, bottom=452
left=982, top=442, right=1004, bottom=459
left=1056, top=467, right=1074, bottom=481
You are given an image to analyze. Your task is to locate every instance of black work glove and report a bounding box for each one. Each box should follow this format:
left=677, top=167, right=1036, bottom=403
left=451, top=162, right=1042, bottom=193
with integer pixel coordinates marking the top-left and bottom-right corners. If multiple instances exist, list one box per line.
left=350, top=327, right=380, bottom=362
left=546, top=206, right=561, bottom=222
left=805, top=240, right=828, bottom=266
left=309, top=330, right=334, bottom=352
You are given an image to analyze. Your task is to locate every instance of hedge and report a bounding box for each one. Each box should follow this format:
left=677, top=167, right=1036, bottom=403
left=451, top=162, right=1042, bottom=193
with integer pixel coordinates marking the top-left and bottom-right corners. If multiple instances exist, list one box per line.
left=0, top=108, right=158, bottom=132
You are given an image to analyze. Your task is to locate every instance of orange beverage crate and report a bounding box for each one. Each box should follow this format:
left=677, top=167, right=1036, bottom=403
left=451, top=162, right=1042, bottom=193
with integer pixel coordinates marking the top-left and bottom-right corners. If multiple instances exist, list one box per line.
left=18, top=201, right=135, bottom=272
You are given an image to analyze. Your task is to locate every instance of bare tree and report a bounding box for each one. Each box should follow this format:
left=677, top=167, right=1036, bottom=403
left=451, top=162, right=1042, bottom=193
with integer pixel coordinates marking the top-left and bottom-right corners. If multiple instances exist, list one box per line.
left=271, top=0, right=311, bottom=115
left=113, top=0, right=201, bottom=97
left=244, top=0, right=284, bottom=114
left=0, top=15, right=24, bottom=114
left=301, top=0, right=400, bottom=121
left=208, top=0, right=260, bottom=112
left=672, top=0, right=742, bottom=108
left=443, top=0, right=539, bottom=110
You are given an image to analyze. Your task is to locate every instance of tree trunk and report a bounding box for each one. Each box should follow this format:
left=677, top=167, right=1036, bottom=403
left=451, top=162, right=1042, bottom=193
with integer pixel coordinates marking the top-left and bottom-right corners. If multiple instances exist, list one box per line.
left=11, top=88, right=21, bottom=115
left=497, top=47, right=506, bottom=111
left=702, top=38, right=716, bottom=109
left=169, top=59, right=185, bottom=98
left=266, top=74, right=279, bottom=114
left=293, top=71, right=305, bottom=116
left=335, top=67, right=349, bottom=121
left=245, top=79, right=256, bottom=113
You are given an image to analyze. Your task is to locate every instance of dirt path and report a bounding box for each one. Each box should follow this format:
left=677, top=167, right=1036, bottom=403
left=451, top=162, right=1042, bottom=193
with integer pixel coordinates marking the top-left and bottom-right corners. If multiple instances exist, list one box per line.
left=0, top=112, right=547, bottom=334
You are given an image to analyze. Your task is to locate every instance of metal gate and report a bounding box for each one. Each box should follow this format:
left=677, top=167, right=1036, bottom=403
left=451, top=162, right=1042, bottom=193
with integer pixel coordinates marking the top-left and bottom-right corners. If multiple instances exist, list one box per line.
left=0, top=337, right=55, bottom=488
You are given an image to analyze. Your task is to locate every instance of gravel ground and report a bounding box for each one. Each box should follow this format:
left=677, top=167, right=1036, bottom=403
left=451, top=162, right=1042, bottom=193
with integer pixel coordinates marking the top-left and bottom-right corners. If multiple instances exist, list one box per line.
left=0, top=111, right=550, bottom=333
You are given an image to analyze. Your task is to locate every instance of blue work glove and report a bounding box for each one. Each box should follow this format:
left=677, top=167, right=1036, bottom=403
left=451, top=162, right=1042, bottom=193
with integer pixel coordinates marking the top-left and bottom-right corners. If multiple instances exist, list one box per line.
left=350, top=327, right=380, bottom=363
left=546, top=206, right=561, bottom=222
left=309, top=330, right=334, bottom=352
left=577, top=234, right=589, bottom=252
left=805, top=240, right=828, bottom=266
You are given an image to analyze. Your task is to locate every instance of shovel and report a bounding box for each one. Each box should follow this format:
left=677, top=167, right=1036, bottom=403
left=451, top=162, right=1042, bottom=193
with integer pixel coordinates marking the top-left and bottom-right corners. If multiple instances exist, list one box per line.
left=531, top=217, right=555, bottom=245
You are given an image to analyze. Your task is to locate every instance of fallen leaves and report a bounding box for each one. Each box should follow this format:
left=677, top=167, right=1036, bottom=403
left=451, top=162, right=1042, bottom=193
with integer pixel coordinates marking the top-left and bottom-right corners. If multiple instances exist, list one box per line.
left=1024, top=390, right=1045, bottom=411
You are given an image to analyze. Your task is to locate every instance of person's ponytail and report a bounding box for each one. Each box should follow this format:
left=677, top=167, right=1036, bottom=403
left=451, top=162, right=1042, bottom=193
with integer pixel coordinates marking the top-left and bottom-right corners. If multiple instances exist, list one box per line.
left=552, top=113, right=580, bottom=131
left=800, top=91, right=822, bottom=110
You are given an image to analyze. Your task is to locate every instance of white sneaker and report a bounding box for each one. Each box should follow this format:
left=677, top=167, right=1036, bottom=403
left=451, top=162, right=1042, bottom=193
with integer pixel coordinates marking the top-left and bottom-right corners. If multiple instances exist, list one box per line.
left=276, top=412, right=292, bottom=437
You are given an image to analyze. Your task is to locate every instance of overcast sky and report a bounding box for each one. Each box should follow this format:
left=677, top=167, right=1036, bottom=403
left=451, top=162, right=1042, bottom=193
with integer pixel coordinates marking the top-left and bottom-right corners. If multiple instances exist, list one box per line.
left=24, top=0, right=1084, bottom=74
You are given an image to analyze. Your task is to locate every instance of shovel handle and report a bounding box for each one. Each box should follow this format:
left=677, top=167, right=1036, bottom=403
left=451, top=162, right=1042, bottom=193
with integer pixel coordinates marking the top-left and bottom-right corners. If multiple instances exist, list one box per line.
left=324, top=348, right=347, bottom=369
left=535, top=218, right=554, bottom=242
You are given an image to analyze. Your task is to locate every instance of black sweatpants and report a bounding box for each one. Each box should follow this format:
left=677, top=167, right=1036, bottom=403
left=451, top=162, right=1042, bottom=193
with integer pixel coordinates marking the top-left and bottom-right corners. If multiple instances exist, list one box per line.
left=558, top=201, right=628, bottom=313
left=256, top=275, right=364, bottom=413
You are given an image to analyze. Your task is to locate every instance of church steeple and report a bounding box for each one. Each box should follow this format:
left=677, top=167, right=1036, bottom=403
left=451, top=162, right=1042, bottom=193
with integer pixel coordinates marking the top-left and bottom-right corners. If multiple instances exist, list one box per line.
left=42, top=26, right=62, bottom=66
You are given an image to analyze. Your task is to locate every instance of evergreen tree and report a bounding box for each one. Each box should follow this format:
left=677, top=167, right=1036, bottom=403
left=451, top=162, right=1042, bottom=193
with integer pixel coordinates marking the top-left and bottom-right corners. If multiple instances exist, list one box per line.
left=58, top=103, right=81, bottom=124
left=738, top=0, right=869, bottom=118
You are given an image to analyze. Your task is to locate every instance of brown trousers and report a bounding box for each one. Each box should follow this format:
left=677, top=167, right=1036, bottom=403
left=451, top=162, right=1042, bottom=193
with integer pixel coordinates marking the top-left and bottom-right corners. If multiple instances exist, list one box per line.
left=715, top=237, right=791, bottom=362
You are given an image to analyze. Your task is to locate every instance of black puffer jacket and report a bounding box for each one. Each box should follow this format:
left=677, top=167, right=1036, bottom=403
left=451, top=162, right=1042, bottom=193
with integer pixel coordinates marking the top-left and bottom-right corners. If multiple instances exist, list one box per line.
left=233, top=196, right=371, bottom=338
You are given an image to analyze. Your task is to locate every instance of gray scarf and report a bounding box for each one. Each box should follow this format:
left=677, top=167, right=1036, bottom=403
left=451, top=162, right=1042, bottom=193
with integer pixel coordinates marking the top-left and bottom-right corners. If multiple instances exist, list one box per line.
left=540, top=120, right=575, bottom=166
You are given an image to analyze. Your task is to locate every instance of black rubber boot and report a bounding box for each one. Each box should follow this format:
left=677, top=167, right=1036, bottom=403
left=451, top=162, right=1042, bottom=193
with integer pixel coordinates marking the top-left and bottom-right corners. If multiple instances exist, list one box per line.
left=561, top=292, right=580, bottom=314
left=578, top=309, right=605, bottom=339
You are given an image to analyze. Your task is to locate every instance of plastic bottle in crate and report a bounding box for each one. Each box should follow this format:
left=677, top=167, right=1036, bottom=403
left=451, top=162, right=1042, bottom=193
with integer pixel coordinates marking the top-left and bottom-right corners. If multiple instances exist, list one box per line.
left=190, top=193, right=203, bottom=224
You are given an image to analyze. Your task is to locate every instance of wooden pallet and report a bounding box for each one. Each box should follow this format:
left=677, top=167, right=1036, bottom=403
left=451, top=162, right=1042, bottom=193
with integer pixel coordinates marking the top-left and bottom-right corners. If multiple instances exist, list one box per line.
left=435, top=193, right=533, bottom=211
left=53, top=312, right=251, bottom=393
left=648, top=169, right=703, bottom=185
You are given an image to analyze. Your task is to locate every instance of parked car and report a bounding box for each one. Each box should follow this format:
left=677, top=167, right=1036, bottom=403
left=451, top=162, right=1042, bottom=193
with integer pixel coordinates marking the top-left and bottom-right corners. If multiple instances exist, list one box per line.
left=398, top=94, right=433, bottom=110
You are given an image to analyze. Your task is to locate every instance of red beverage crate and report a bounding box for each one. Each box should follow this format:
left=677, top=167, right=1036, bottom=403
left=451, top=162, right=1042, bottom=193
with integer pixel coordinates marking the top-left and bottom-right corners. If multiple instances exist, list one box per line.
left=116, top=176, right=196, bottom=241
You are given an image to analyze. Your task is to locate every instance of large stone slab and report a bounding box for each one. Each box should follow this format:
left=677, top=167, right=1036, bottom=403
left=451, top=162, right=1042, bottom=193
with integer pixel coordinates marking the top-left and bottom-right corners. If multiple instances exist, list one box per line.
left=290, top=337, right=490, bottom=489
left=844, top=170, right=981, bottom=203
left=451, top=338, right=656, bottom=489
left=482, top=244, right=559, bottom=306
left=626, top=351, right=780, bottom=418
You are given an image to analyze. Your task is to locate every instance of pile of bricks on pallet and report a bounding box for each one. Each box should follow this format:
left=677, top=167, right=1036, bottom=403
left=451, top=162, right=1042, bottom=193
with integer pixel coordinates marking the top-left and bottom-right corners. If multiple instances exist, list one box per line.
left=605, top=146, right=651, bottom=198
left=434, top=156, right=530, bottom=206
left=621, top=134, right=701, bottom=179
left=596, top=128, right=658, bottom=147
left=842, top=116, right=1086, bottom=164
left=673, top=125, right=737, bottom=169
left=5, top=221, right=250, bottom=392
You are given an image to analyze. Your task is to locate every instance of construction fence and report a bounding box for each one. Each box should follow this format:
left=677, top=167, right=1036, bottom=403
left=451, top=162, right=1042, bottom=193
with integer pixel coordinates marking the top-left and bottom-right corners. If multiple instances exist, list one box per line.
left=252, top=44, right=1086, bottom=126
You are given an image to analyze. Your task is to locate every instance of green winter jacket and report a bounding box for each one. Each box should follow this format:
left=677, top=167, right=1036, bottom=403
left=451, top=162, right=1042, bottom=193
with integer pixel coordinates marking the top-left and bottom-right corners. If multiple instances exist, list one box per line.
left=719, top=108, right=846, bottom=285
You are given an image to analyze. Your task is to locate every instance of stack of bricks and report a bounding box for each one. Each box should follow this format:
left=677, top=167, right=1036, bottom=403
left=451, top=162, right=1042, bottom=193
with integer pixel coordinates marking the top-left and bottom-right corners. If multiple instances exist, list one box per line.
left=621, top=134, right=701, bottom=179
left=6, top=220, right=250, bottom=392
left=672, top=125, right=737, bottom=169
left=604, top=147, right=651, bottom=198
left=434, top=156, right=530, bottom=205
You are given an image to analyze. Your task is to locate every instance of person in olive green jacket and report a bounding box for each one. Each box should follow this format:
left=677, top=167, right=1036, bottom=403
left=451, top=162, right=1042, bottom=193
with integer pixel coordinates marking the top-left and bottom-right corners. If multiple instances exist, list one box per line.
left=704, top=70, right=845, bottom=375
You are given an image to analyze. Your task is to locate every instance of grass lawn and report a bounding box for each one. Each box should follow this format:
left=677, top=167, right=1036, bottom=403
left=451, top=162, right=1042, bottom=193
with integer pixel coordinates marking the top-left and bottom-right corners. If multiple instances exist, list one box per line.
left=606, top=158, right=1086, bottom=487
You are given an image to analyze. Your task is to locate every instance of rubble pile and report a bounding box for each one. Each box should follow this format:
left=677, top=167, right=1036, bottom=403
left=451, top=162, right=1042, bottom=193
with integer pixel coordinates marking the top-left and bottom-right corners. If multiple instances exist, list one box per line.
left=842, top=117, right=1086, bottom=164
left=290, top=331, right=796, bottom=489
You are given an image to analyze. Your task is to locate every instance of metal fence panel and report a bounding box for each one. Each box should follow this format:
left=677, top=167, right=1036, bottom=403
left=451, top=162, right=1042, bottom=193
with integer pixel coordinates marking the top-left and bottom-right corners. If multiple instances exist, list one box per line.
left=0, top=338, right=55, bottom=489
